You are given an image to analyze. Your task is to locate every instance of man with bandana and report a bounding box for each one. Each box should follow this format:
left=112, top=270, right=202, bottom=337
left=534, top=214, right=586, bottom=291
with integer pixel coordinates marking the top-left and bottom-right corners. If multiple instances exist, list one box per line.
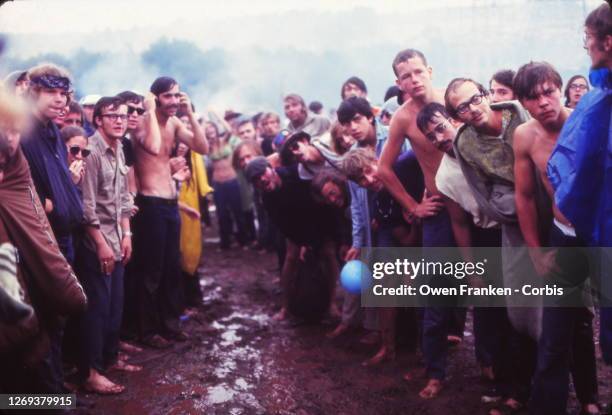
left=19, top=63, right=84, bottom=395
left=20, top=63, right=83, bottom=263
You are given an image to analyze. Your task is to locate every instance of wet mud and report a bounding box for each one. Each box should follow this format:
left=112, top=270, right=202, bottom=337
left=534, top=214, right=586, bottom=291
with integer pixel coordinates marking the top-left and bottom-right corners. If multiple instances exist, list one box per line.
left=79, top=225, right=612, bottom=414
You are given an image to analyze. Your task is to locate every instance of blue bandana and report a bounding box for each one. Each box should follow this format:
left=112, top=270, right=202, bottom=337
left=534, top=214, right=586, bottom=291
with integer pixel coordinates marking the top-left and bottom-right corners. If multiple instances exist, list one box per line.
left=30, top=74, right=71, bottom=91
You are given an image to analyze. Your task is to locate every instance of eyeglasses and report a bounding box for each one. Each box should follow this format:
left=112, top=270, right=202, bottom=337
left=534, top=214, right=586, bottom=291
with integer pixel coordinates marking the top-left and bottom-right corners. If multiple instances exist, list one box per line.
left=569, top=84, right=588, bottom=91
left=424, top=121, right=449, bottom=142
left=127, top=106, right=145, bottom=116
left=455, top=94, right=484, bottom=115
left=69, top=146, right=91, bottom=157
left=101, top=114, right=128, bottom=122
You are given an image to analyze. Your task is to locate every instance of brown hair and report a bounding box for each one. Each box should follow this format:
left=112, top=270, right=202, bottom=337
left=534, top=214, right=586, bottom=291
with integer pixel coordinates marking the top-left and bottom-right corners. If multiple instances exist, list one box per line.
left=513, top=61, right=563, bottom=101
left=585, top=3, right=612, bottom=40
left=329, top=121, right=350, bottom=155
left=340, top=147, right=376, bottom=181
left=232, top=139, right=263, bottom=171
left=444, top=78, right=489, bottom=119
left=311, top=167, right=348, bottom=205
left=27, top=63, right=71, bottom=97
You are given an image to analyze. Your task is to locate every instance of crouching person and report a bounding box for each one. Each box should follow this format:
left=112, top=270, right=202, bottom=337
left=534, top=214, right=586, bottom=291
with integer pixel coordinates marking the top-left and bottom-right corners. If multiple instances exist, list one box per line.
left=245, top=156, right=341, bottom=321
left=77, top=96, right=140, bottom=395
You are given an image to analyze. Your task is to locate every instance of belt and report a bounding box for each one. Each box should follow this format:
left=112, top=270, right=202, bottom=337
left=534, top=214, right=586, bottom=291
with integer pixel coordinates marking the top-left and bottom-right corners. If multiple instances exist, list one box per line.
left=136, top=195, right=178, bottom=206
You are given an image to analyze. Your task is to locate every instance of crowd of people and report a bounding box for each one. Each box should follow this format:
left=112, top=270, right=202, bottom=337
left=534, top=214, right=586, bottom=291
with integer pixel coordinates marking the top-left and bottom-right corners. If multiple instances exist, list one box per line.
left=0, top=2, right=610, bottom=414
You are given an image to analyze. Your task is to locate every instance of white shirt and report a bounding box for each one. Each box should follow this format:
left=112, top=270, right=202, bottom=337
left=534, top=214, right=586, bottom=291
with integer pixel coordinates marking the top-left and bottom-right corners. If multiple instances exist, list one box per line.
left=435, top=154, right=498, bottom=229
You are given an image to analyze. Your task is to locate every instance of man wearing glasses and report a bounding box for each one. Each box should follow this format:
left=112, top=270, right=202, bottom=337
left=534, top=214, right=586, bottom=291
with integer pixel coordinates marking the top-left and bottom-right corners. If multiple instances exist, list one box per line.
left=445, top=78, right=542, bottom=413
left=547, top=0, right=612, bottom=386
left=77, top=95, right=139, bottom=395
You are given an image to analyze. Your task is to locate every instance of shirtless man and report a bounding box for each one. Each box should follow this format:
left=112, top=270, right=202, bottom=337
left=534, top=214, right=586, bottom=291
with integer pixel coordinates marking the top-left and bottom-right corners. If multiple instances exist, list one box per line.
left=378, top=49, right=452, bottom=400
left=132, top=76, right=208, bottom=349
left=117, top=90, right=162, bottom=200
left=513, top=62, right=599, bottom=415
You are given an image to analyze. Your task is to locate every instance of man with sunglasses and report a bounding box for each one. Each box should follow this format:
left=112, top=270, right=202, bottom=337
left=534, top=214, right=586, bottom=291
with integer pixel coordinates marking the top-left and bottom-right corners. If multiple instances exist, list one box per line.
left=116, top=90, right=161, bottom=196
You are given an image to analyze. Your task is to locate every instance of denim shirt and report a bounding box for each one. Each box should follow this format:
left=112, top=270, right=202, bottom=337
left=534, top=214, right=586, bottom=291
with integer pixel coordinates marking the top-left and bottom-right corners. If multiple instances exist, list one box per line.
left=349, top=120, right=409, bottom=249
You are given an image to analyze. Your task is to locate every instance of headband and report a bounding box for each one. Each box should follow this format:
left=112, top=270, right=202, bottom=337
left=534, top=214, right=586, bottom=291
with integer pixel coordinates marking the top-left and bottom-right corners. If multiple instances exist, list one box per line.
left=30, top=74, right=71, bottom=91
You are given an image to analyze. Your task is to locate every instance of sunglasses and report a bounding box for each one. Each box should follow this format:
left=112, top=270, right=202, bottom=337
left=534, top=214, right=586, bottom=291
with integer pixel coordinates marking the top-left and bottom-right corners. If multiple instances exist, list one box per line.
left=127, top=106, right=145, bottom=116
left=69, top=146, right=91, bottom=157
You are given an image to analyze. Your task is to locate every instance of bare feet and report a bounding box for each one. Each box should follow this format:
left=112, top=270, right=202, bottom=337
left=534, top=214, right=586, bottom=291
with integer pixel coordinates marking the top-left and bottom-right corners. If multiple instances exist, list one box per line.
left=361, top=345, right=396, bottom=367
left=326, top=322, right=350, bottom=339
left=419, top=379, right=442, bottom=399
left=273, top=307, right=288, bottom=321
left=119, top=341, right=143, bottom=354
left=83, top=370, right=125, bottom=395
left=110, top=359, right=142, bottom=372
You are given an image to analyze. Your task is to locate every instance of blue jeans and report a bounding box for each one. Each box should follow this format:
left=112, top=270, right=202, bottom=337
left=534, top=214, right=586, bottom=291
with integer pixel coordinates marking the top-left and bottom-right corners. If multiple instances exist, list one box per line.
left=421, top=208, right=456, bottom=380
left=75, top=243, right=124, bottom=377
left=212, top=179, right=246, bottom=248
left=529, top=225, right=597, bottom=414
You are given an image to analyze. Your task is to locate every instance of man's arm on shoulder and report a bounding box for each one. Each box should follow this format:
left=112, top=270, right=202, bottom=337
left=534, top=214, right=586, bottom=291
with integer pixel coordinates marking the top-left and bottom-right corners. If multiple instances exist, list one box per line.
left=513, top=123, right=541, bottom=248
left=378, top=109, right=418, bottom=212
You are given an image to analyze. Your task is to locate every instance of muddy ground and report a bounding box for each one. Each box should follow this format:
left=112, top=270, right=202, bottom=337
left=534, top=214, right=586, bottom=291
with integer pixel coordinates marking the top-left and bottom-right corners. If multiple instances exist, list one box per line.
left=78, top=225, right=612, bottom=415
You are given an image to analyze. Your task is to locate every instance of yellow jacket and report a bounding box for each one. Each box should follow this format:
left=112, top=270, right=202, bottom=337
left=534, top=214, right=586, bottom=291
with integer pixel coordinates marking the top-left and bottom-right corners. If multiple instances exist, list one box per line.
left=179, top=153, right=213, bottom=275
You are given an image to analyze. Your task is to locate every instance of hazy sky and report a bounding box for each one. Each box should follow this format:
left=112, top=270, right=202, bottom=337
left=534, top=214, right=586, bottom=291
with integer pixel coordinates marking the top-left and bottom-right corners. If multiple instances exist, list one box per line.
left=0, top=0, right=603, bottom=112
left=1, top=0, right=526, bottom=34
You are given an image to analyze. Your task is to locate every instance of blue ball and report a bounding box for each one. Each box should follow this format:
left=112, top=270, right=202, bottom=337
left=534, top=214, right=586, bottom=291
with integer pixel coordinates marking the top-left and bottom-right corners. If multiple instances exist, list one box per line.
left=340, top=260, right=371, bottom=294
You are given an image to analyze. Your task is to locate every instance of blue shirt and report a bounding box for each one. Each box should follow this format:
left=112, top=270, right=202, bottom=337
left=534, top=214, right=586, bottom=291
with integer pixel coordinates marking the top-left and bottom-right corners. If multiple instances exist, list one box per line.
left=349, top=120, right=411, bottom=248
left=547, top=68, right=612, bottom=246
left=21, top=117, right=83, bottom=236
